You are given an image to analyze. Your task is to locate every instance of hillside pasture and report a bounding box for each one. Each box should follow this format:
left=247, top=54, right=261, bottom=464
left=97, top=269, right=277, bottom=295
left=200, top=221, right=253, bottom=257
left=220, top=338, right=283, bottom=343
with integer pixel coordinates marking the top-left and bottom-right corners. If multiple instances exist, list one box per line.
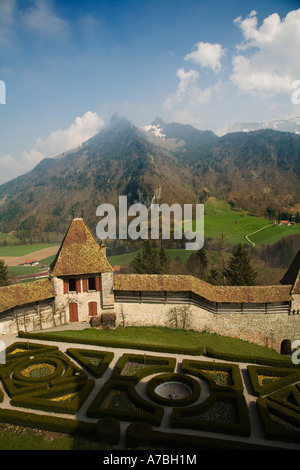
left=192, top=198, right=300, bottom=246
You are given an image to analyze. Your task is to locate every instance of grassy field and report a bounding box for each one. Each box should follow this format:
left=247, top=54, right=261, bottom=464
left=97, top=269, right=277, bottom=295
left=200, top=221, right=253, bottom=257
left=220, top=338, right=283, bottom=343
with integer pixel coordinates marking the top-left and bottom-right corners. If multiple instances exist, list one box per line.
left=202, top=198, right=300, bottom=246
left=39, top=326, right=286, bottom=360
left=0, top=244, right=58, bottom=257
left=0, top=197, right=299, bottom=270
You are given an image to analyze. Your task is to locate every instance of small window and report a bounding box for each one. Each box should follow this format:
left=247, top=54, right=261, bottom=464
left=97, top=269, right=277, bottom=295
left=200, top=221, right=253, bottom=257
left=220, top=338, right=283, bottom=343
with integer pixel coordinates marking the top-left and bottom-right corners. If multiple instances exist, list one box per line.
left=88, top=277, right=96, bottom=291
left=68, top=279, right=77, bottom=292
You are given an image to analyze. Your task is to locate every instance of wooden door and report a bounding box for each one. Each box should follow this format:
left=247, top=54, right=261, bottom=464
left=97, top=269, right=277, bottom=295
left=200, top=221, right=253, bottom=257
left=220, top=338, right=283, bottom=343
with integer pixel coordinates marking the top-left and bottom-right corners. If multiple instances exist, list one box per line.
left=69, top=302, right=78, bottom=322
left=88, top=301, right=97, bottom=316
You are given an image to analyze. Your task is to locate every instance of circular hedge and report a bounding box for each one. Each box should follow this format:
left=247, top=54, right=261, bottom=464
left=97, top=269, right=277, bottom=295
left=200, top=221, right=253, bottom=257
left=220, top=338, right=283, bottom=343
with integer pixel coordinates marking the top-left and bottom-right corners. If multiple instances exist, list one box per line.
left=12, top=356, right=65, bottom=384
left=146, top=373, right=201, bottom=407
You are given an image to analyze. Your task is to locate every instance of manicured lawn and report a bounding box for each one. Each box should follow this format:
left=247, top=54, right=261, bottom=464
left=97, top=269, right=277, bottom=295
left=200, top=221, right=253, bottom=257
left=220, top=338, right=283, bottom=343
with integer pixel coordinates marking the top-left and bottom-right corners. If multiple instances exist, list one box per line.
left=40, top=326, right=286, bottom=360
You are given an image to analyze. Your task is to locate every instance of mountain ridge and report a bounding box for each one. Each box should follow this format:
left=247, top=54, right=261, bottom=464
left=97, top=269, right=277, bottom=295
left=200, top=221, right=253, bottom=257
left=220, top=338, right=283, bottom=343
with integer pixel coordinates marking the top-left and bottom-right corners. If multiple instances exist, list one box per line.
left=0, top=114, right=299, bottom=242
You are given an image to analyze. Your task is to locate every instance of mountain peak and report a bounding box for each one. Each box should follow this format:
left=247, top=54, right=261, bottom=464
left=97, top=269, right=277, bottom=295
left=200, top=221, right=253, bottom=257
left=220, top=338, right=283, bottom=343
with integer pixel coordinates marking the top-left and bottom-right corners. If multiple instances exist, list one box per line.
left=151, top=116, right=165, bottom=127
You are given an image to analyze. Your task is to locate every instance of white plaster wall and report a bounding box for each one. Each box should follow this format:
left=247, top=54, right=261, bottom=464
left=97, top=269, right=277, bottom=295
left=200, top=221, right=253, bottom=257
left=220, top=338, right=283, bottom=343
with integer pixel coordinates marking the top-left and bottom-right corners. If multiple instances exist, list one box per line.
left=52, top=276, right=102, bottom=322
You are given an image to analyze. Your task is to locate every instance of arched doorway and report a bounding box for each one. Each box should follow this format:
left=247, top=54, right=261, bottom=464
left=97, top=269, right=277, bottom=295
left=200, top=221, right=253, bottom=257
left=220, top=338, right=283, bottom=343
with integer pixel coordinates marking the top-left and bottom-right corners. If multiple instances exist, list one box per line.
left=280, top=339, right=291, bottom=355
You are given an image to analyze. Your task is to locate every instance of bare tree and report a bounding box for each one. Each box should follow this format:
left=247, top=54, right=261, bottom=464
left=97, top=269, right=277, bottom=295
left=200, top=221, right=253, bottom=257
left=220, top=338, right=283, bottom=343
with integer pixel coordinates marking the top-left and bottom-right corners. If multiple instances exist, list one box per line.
left=167, top=306, right=192, bottom=330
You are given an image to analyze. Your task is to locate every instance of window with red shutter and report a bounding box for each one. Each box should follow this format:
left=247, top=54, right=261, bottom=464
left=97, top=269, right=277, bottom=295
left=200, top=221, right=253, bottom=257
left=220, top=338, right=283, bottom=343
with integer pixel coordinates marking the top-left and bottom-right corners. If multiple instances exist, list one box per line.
left=82, top=278, right=88, bottom=292
left=96, top=276, right=101, bottom=291
left=76, top=279, right=81, bottom=293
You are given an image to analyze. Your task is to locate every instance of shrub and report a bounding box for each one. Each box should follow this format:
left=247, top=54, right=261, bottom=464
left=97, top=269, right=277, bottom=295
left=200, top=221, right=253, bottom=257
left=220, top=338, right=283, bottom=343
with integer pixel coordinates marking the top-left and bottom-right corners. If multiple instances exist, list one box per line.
left=126, top=421, right=152, bottom=449
left=247, top=365, right=300, bottom=397
left=0, top=407, right=95, bottom=438
left=87, top=378, right=163, bottom=426
left=95, top=417, right=120, bottom=445
left=182, top=359, right=243, bottom=393
left=11, top=379, right=95, bottom=415
left=66, top=348, right=114, bottom=378
left=171, top=391, right=251, bottom=437
left=111, top=353, right=176, bottom=383
left=257, top=397, right=300, bottom=443
left=205, top=346, right=296, bottom=368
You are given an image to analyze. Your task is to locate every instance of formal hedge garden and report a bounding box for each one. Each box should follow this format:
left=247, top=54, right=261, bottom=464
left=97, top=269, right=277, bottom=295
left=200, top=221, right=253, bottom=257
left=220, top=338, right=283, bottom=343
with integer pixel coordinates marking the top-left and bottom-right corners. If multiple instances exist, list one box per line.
left=0, top=339, right=300, bottom=449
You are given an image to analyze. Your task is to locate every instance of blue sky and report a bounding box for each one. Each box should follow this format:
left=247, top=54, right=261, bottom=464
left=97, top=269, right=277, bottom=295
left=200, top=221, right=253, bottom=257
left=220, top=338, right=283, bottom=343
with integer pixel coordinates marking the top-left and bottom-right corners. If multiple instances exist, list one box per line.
left=0, top=0, right=300, bottom=183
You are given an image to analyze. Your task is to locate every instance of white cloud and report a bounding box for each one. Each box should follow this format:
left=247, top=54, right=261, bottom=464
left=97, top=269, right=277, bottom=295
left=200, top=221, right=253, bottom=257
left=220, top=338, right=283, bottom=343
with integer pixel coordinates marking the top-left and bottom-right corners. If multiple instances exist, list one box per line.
left=35, top=111, right=104, bottom=157
left=231, top=9, right=300, bottom=95
left=164, top=68, right=199, bottom=108
left=0, top=111, right=104, bottom=184
left=184, top=41, right=225, bottom=72
left=164, top=68, right=218, bottom=110
left=22, top=0, right=69, bottom=36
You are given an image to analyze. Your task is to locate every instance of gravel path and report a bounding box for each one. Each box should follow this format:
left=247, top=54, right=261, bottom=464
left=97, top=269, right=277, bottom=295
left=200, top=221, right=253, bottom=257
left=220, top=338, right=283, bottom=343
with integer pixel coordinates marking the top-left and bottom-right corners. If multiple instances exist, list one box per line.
left=1, top=323, right=300, bottom=450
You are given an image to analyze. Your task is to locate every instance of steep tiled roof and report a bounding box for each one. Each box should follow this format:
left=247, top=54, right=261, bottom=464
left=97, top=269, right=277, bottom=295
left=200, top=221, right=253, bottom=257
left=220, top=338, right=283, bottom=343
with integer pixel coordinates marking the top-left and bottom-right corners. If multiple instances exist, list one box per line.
left=114, top=274, right=292, bottom=303
left=50, top=218, right=113, bottom=277
left=0, top=278, right=55, bottom=314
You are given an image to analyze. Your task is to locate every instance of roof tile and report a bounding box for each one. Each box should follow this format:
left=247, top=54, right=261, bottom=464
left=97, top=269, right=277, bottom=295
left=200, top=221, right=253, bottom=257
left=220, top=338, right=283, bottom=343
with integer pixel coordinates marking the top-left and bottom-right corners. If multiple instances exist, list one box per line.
left=50, top=218, right=113, bottom=276
left=0, top=278, right=55, bottom=314
left=114, top=274, right=292, bottom=303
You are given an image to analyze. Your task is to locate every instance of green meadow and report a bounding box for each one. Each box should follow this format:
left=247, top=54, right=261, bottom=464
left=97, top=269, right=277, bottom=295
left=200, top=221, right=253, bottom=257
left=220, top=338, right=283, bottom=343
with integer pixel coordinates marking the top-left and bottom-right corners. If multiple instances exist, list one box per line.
left=0, top=198, right=299, bottom=271
left=195, top=197, right=300, bottom=246
left=0, top=244, right=58, bottom=257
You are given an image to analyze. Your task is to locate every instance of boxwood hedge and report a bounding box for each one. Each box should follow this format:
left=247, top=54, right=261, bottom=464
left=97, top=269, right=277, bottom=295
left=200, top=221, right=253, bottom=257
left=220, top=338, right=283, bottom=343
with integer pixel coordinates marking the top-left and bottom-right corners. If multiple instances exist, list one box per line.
left=182, top=359, right=244, bottom=393
left=247, top=365, right=300, bottom=397
left=171, top=391, right=251, bottom=437
left=111, top=353, right=176, bottom=383
left=87, top=378, right=163, bottom=426
left=66, top=348, right=114, bottom=378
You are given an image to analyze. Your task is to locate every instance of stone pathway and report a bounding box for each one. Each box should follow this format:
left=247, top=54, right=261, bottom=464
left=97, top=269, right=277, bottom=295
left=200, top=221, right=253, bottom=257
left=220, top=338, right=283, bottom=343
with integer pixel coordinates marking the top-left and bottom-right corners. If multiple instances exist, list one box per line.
left=1, top=324, right=300, bottom=450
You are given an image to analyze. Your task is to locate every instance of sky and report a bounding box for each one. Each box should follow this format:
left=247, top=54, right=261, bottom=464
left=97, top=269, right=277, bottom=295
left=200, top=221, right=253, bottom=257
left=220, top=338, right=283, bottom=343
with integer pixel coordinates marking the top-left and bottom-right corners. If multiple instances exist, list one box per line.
left=0, top=0, right=300, bottom=184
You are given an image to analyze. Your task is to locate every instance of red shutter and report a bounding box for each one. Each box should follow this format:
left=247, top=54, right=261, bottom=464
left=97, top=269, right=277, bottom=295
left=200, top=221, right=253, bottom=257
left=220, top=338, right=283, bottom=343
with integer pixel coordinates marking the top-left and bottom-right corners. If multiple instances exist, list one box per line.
left=88, top=302, right=97, bottom=316
left=82, top=278, right=88, bottom=292
left=63, top=280, right=68, bottom=294
left=76, top=279, right=81, bottom=293
left=95, top=276, right=101, bottom=291
left=69, top=303, right=78, bottom=322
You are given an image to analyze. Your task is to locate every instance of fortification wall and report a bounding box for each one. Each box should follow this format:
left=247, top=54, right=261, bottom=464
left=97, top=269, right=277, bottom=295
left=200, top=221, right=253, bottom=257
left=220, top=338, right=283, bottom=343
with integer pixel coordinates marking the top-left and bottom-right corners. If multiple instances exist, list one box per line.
left=0, top=299, right=58, bottom=335
left=115, top=300, right=300, bottom=352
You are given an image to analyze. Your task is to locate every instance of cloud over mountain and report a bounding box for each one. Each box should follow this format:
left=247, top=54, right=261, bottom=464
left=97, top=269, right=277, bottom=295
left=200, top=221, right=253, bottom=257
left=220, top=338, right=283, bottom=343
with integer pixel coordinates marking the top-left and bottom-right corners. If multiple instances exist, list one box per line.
left=231, top=9, right=300, bottom=95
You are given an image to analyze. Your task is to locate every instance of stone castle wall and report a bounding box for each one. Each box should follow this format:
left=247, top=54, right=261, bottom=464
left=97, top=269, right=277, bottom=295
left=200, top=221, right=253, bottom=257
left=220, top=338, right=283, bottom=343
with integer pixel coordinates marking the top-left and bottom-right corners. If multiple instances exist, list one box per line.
left=0, top=299, right=59, bottom=335
left=115, top=299, right=300, bottom=352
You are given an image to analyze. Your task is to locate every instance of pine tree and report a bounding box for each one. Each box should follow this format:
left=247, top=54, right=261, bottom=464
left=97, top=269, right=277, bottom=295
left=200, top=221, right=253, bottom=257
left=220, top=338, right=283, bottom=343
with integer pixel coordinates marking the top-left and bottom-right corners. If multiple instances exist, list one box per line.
left=130, top=241, right=160, bottom=274
left=158, top=246, right=170, bottom=273
left=224, top=244, right=257, bottom=286
left=130, top=242, right=171, bottom=274
left=186, top=247, right=208, bottom=278
left=0, top=259, right=10, bottom=287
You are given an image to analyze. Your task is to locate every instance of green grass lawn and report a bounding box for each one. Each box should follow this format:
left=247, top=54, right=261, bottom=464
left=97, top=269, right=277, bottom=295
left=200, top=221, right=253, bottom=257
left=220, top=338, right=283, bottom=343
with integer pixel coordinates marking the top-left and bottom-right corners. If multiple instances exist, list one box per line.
left=192, top=197, right=300, bottom=246
left=39, top=326, right=286, bottom=360
left=0, top=244, right=58, bottom=257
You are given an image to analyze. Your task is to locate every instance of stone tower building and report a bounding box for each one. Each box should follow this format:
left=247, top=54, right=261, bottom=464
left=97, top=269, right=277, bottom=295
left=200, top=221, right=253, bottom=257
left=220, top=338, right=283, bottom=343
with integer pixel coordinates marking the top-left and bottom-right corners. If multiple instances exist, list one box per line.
left=50, top=217, right=115, bottom=326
